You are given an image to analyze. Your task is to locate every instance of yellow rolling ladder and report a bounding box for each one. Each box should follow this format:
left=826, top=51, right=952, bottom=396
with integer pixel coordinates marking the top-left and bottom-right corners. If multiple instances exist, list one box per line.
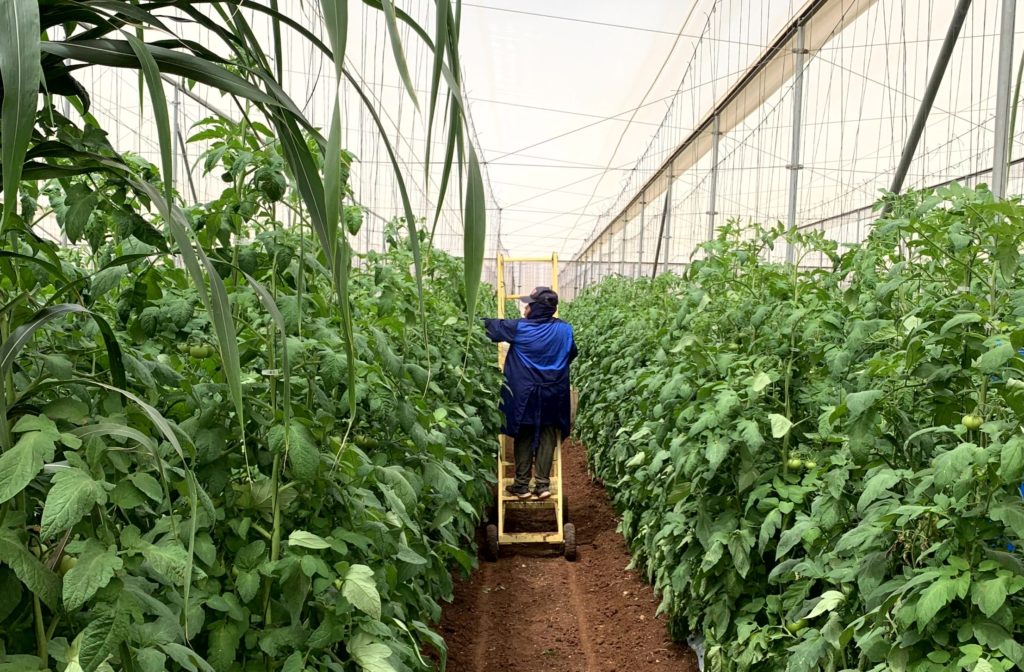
left=484, top=253, right=577, bottom=561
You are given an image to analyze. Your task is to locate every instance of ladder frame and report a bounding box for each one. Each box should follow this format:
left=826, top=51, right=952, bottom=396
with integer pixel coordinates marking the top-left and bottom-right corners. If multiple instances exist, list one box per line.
left=494, top=253, right=564, bottom=546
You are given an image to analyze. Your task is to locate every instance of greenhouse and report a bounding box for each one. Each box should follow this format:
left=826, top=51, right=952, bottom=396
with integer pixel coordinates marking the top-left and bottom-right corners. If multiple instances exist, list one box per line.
left=2, top=0, right=1024, bottom=670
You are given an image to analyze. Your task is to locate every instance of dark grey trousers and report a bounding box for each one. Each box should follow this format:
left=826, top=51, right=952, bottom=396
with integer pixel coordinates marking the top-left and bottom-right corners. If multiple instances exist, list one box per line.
left=512, top=425, right=558, bottom=489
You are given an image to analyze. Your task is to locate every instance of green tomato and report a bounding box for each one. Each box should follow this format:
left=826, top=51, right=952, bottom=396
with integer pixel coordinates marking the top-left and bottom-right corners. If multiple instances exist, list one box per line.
left=787, top=457, right=803, bottom=470
left=786, top=619, right=808, bottom=634
left=59, top=555, right=77, bottom=576
left=190, top=345, right=212, bottom=359
left=802, top=460, right=817, bottom=470
left=176, top=343, right=190, bottom=354
left=962, top=414, right=983, bottom=430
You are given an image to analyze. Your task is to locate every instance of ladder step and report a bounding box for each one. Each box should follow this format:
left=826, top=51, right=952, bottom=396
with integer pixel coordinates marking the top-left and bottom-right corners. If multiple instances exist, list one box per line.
left=499, top=479, right=559, bottom=503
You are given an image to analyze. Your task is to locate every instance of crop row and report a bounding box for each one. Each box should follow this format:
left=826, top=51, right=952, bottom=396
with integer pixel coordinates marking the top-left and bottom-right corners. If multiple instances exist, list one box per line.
left=567, top=185, right=1024, bottom=672
left=1, top=116, right=500, bottom=671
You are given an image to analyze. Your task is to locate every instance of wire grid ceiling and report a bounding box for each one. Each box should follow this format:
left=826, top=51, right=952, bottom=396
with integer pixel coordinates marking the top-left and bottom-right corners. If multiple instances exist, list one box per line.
left=563, top=0, right=1024, bottom=298
left=44, top=1, right=1024, bottom=302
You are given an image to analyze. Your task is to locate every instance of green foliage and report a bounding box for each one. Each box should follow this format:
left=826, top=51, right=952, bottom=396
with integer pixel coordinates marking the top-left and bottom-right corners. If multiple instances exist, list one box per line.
left=0, top=1, right=496, bottom=669
left=567, top=185, right=1024, bottom=671
left=0, top=206, right=500, bottom=670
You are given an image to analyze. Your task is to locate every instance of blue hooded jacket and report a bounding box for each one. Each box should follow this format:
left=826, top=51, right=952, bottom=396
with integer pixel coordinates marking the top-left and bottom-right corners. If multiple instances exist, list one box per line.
left=484, top=304, right=577, bottom=440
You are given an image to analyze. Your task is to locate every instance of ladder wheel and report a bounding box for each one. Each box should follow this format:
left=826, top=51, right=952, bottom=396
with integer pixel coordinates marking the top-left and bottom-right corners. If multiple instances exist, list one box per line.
left=563, top=523, right=577, bottom=561
left=485, top=524, right=499, bottom=562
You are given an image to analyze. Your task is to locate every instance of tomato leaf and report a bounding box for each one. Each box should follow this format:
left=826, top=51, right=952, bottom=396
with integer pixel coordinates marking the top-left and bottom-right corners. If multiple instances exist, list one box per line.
left=769, top=413, right=792, bottom=439
left=0, top=532, right=61, bottom=609
left=343, top=564, right=381, bottom=620
left=63, top=543, right=123, bottom=611
left=41, top=468, right=108, bottom=540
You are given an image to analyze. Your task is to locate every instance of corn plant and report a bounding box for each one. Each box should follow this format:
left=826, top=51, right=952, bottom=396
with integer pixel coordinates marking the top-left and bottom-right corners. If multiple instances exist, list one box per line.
left=0, top=1, right=498, bottom=670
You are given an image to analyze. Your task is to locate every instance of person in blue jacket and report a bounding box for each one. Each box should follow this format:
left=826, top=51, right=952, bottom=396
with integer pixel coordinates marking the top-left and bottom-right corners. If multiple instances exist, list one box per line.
left=484, top=286, right=578, bottom=500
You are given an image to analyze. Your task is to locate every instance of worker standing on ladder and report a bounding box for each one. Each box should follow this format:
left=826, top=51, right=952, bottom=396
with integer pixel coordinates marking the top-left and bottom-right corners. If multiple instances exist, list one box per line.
left=483, top=287, right=578, bottom=500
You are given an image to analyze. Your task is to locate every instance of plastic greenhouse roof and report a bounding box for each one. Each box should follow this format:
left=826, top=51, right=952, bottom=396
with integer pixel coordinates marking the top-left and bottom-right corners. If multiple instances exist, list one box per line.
left=53, top=0, right=1024, bottom=266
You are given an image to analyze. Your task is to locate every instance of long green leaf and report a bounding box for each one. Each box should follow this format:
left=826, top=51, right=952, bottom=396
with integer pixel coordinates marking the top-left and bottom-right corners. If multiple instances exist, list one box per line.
left=0, top=304, right=125, bottom=389
left=123, top=33, right=173, bottom=209
left=134, top=181, right=208, bottom=305
left=430, top=101, right=460, bottom=242
left=464, top=144, right=487, bottom=321
left=424, top=0, right=449, bottom=183
left=325, top=99, right=344, bottom=249
left=240, top=271, right=290, bottom=415
left=320, top=0, right=348, bottom=80
left=270, top=111, right=333, bottom=268
left=323, top=101, right=356, bottom=416
left=0, top=250, right=66, bottom=284
left=199, top=254, right=244, bottom=450
left=120, top=44, right=242, bottom=475
left=359, top=0, right=434, bottom=47
left=342, top=70, right=425, bottom=323
left=333, top=239, right=357, bottom=416
left=40, top=1, right=174, bottom=35
left=188, top=5, right=321, bottom=141
left=269, top=0, right=284, bottom=82
left=39, top=39, right=279, bottom=106
left=379, top=0, right=420, bottom=111
left=318, top=0, right=355, bottom=415
left=0, top=0, right=41, bottom=225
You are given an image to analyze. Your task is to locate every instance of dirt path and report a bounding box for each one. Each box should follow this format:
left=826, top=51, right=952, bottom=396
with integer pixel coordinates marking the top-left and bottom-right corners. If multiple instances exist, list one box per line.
left=437, top=440, right=697, bottom=671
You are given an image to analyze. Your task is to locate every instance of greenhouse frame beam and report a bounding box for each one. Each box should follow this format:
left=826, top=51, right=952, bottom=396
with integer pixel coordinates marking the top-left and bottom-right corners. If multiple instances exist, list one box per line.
left=992, top=0, right=1016, bottom=198
left=785, top=24, right=808, bottom=264
left=887, top=0, right=974, bottom=200
left=651, top=180, right=672, bottom=278
left=574, top=0, right=877, bottom=264
left=662, top=178, right=672, bottom=270
left=707, top=115, right=721, bottom=241
left=637, top=199, right=646, bottom=276
left=619, top=228, right=626, bottom=276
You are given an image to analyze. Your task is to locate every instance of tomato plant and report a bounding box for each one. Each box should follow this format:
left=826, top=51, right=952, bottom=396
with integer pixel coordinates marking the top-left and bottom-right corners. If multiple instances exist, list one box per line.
left=567, top=185, right=1024, bottom=671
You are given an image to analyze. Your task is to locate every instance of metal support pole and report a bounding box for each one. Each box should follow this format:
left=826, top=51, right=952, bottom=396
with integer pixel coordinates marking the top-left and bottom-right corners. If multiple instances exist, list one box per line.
left=662, top=177, right=673, bottom=270
left=651, top=181, right=672, bottom=278
left=887, top=0, right=974, bottom=202
left=707, top=116, right=721, bottom=241
left=992, top=0, right=1016, bottom=198
left=638, top=200, right=646, bottom=277
left=785, top=24, right=807, bottom=264
left=619, top=227, right=626, bottom=276
left=605, top=236, right=611, bottom=279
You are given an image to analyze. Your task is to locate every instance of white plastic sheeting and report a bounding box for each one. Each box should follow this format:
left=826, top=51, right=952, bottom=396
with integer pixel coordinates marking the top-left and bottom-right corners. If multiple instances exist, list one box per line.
left=460, top=0, right=803, bottom=256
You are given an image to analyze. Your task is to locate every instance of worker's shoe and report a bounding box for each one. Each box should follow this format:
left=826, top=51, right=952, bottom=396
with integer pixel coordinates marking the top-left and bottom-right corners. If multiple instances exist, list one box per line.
left=505, top=484, right=532, bottom=499
left=533, top=486, right=551, bottom=500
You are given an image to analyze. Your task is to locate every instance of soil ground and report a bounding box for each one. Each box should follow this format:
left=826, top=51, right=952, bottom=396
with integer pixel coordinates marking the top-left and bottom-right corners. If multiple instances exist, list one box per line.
left=436, top=440, right=697, bottom=672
